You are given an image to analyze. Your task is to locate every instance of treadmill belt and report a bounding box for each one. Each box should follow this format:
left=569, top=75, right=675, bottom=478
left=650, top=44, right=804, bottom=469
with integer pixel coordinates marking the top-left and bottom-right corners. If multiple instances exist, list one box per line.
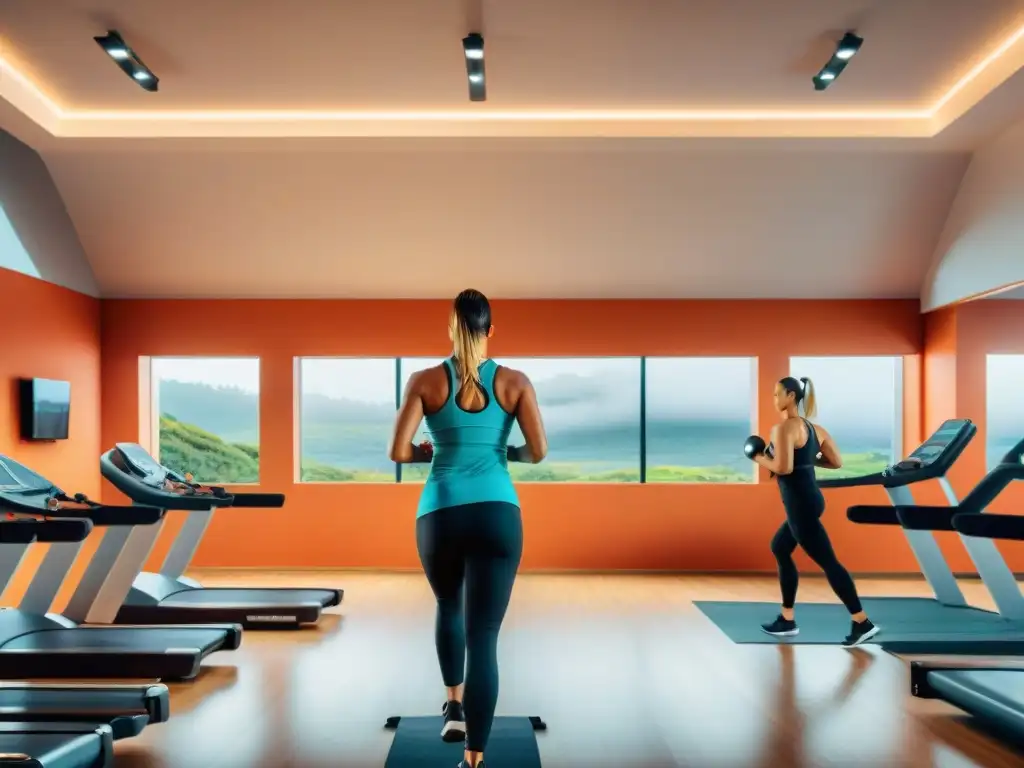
left=161, top=588, right=339, bottom=608
left=0, top=729, right=109, bottom=768
left=928, top=669, right=1024, bottom=735
left=0, top=685, right=168, bottom=739
left=3, top=627, right=226, bottom=652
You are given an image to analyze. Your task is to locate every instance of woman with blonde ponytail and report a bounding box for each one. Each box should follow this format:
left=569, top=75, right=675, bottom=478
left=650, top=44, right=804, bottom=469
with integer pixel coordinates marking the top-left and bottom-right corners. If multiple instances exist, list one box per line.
left=388, top=289, right=548, bottom=768
left=748, top=376, right=880, bottom=648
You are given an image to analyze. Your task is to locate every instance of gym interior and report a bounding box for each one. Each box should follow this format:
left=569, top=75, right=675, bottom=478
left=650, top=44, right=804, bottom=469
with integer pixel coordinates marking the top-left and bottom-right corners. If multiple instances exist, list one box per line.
left=2, top=2, right=1024, bottom=766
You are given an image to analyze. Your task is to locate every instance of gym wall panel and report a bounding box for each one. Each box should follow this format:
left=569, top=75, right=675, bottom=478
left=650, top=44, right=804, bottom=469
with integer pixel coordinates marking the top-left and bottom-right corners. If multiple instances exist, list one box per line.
left=0, top=131, right=100, bottom=297
left=922, top=115, right=1024, bottom=312
left=0, top=266, right=103, bottom=606
left=101, top=298, right=928, bottom=572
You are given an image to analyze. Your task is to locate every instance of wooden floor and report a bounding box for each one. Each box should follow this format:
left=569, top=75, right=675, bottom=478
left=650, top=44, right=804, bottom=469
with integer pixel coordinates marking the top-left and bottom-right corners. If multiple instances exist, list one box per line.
left=107, top=571, right=1024, bottom=768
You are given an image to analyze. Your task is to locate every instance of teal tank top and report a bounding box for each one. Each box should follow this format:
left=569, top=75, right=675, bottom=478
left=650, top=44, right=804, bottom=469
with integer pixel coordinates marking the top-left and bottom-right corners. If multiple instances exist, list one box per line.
left=416, top=358, right=519, bottom=518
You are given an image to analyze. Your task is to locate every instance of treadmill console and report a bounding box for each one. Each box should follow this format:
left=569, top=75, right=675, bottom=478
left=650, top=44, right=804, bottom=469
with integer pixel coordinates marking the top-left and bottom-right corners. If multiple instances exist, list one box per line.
left=820, top=419, right=975, bottom=489
left=113, top=443, right=171, bottom=488
left=904, top=419, right=973, bottom=467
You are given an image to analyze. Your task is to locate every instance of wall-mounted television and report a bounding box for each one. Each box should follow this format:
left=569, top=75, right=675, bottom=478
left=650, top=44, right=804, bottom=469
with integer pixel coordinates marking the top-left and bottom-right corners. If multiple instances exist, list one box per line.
left=19, top=378, right=71, bottom=441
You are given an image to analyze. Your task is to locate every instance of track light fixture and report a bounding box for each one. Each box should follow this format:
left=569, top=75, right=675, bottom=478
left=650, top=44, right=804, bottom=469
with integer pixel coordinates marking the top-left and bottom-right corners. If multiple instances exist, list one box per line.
left=463, top=33, right=486, bottom=102
left=94, top=30, right=159, bottom=92
left=813, top=32, right=863, bottom=91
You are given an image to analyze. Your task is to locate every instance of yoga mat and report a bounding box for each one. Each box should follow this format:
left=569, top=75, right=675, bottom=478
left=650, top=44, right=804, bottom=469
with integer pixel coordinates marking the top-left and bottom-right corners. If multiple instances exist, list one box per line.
left=384, top=715, right=545, bottom=768
left=695, top=597, right=1024, bottom=645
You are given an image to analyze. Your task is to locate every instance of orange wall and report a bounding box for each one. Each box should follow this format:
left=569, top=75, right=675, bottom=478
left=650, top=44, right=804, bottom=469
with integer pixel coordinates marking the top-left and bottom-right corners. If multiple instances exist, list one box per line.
left=101, top=298, right=930, bottom=572
left=0, top=268, right=102, bottom=605
left=0, top=267, right=101, bottom=495
left=921, top=300, right=1024, bottom=571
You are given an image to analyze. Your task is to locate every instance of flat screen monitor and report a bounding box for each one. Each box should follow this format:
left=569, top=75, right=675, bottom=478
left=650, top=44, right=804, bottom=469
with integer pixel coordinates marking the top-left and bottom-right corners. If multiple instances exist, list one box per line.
left=19, top=378, right=71, bottom=441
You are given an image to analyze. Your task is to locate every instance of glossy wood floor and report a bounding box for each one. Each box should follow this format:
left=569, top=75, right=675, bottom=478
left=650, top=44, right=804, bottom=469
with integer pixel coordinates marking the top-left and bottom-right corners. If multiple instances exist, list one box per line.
left=107, top=571, right=1024, bottom=768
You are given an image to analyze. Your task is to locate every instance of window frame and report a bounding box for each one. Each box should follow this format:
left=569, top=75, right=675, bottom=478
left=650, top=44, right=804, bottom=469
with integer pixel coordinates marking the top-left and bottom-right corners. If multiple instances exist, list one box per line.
left=148, top=355, right=262, bottom=486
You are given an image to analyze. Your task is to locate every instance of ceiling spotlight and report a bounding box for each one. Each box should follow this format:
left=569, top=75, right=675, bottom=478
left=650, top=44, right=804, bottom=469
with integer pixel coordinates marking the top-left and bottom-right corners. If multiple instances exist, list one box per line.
left=813, top=31, right=863, bottom=91
left=94, top=30, right=159, bottom=92
left=462, top=33, right=486, bottom=102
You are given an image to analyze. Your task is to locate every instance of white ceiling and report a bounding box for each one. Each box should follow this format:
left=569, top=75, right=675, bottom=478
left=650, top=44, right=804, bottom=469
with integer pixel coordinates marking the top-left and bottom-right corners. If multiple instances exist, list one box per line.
left=41, top=140, right=969, bottom=298
left=2, top=0, right=1024, bottom=299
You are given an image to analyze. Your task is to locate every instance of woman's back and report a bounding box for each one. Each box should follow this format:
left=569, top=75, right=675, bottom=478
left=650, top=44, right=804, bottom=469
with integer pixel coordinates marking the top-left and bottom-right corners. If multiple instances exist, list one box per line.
left=416, top=358, right=519, bottom=518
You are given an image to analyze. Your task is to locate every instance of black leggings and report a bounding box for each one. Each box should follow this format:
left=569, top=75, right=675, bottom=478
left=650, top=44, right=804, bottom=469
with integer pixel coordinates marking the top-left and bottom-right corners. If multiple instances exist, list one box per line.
left=771, top=490, right=863, bottom=615
left=416, top=501, right=523, bottom=753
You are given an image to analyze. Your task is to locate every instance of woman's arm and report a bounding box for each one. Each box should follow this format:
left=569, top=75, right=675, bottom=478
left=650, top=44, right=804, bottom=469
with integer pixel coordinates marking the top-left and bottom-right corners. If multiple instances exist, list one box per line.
left=814, top=424, right=843, bottom=469
left=754, top=423, right=795, bottom=476
left=508, top=371, right=548, bottom=463
left=388, top=372, right=429, bottom=463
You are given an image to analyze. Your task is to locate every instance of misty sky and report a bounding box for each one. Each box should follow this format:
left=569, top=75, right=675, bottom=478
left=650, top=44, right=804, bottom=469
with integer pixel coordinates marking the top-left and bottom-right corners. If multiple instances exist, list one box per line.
left=150, top=353, right=1021, bottom=429
left=987, top=354, right=1024, bottom=434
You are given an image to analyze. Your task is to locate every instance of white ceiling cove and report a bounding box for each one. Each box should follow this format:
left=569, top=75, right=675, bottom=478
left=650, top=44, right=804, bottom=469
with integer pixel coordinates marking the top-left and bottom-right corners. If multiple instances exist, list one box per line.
left=1, top=0, right=1024, bottom=300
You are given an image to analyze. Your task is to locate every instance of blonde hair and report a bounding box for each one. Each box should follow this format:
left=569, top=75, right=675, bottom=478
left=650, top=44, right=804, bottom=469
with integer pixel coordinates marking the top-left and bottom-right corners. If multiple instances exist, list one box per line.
left=798, top=377, right=817, bottom=419
left=452, top=312, right=485, bottom=397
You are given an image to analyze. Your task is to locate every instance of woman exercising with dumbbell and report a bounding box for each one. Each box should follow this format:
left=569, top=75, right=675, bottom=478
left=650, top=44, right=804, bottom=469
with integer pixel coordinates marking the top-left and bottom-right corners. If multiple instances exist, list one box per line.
left=747, top=377, right=879, bottom=647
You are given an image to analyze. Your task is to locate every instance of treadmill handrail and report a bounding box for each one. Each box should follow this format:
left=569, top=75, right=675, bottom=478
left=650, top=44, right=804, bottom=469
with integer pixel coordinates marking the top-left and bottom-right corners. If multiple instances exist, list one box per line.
left=956, top=462, right=1024, bottom=515
left=101, top=449, right=235, bottom=510
left=953, top=512, right=1024, bottom=541
left=0, top=518, right=91, bottom=544
left=999, top=436, right=1024, bottom=465
left=0, top=492, right=164, bottom=527
left=226, top=492, right=285, bottom=509
left=819, top=419, right=976, bottom=489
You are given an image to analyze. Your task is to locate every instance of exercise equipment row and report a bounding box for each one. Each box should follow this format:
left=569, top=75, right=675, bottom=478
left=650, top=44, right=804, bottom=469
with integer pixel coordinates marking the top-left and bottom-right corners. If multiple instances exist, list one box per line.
left=810, top=418, right=1024, bottom=748
left=0, top=444, right=345, bottom=766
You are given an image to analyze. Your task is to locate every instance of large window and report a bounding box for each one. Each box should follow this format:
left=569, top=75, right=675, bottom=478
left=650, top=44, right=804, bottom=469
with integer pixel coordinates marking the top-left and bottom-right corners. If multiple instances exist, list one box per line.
left=645, top=358, right=756, bottom=483
left=398, top=358, right=445, bottom=482
left=399, top=357, right=641, bottom=482
left=151, top=357, right=260, bottom=484
left=986, top=354, right=1024, bottom=469
left=788, top=356, right=902, bottom=479
left=297, top=358, right=397, bottom=482
left=497, top=357, right=641, bottom=482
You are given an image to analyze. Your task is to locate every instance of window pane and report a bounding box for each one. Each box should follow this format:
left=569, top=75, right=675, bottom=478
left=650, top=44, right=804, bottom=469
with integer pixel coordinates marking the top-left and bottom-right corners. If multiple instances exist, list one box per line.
left=398, top=358, right=445, bottom=483
left=789, top=356, right=900, bottom=479
left=499, top=357, right=641, bottom=482
left=986, top=355, right=1024, bottom=469
left=298, top=358, right=396, bottom=482
left=645, top=358, right=756, bottom=483
left=152, top=357, right=260, bottom=484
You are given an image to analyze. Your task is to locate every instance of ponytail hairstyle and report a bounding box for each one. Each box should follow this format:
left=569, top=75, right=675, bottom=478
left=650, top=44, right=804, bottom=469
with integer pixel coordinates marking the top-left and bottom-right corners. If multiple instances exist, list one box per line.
left=450, top=289, right=491, bottom=399
left=798, top=377, right=817, bottom=418
left=778, top=376, right=818, bottom=418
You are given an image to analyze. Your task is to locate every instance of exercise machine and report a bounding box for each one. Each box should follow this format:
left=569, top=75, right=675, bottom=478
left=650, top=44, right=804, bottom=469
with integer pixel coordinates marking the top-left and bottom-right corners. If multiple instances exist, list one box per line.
left=0, top=516, right=172, bottom=766
left=102, top=443, right=342, bottom=629
left=819, top=418, right=980, bottom=609
left=0, top=454, right=241, bottom=680
left=909, top=434, right=1024, bottom=736
left=883, top=435, right=1024, bottom=655
left=815, top=419, right=1024, bottom=649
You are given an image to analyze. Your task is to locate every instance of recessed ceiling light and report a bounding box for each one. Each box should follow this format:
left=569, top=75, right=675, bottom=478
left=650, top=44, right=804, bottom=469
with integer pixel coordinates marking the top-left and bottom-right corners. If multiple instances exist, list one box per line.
left=813, top=32, right=863, bottom=91
left=462, top=33, right=486, bottom=102
left=94, top=30, right=159, bottom=93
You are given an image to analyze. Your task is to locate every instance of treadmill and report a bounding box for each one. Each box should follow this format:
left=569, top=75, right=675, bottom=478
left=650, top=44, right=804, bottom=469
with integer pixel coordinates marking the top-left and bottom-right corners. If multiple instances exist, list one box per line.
left=0, top=516, right=171, bottom=767
left=819, top=418, right=979, bottom=609
left=814, top=419, right=1024, bottom=649
left=101, top=443, right=342, bottom=629
left=0, top=454, right=241, bottom=681
left=909, top=437, right=1024, bottom=743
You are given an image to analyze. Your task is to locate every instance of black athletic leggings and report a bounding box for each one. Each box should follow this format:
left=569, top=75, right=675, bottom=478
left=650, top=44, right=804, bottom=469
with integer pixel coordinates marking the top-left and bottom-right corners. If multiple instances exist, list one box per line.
left=771, top=486, right=863, bottom=615
left=416, top=501, right=523, bottom=753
